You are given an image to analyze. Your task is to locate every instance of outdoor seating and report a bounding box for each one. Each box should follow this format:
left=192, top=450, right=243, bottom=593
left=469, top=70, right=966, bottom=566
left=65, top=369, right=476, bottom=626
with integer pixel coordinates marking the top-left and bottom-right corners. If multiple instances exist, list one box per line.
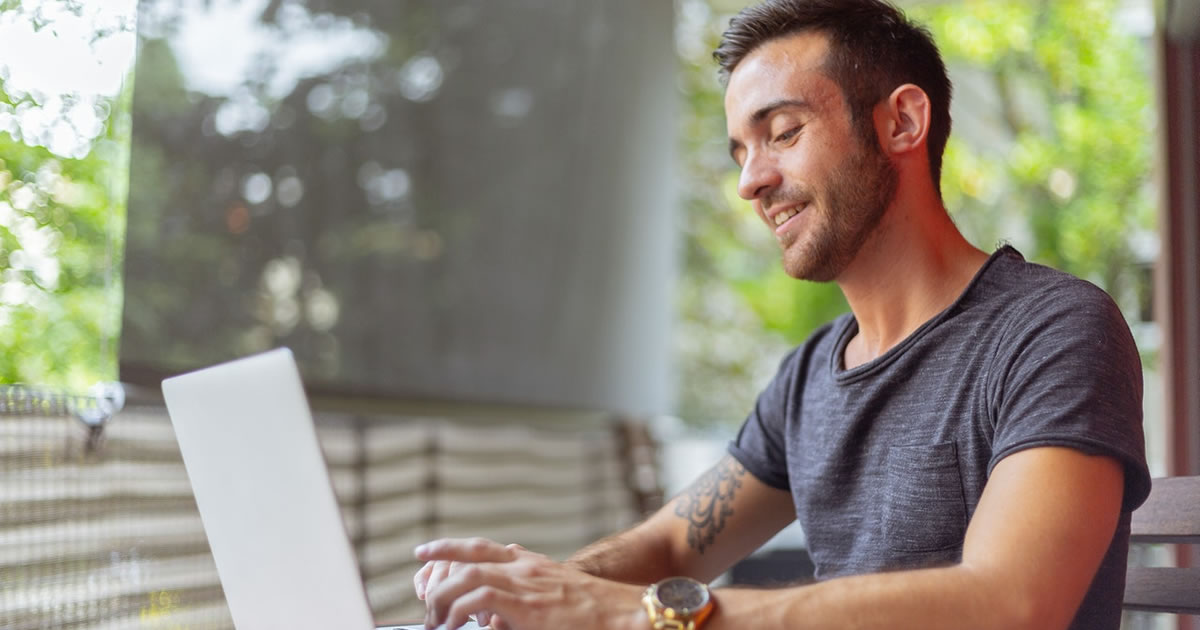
left=1123, top=475, right=1200, bottom=615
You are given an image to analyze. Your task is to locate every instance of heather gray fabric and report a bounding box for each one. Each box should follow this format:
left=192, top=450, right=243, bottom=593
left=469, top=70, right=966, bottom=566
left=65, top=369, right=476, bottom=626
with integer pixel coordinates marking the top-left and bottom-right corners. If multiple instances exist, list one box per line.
left=728, top=246, right=1150, bottom=630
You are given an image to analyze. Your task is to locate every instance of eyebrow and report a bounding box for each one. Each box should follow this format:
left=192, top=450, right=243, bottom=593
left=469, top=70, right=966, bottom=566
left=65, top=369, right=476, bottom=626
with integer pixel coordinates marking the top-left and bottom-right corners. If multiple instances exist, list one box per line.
left=728, top=98, right=814, bottom=162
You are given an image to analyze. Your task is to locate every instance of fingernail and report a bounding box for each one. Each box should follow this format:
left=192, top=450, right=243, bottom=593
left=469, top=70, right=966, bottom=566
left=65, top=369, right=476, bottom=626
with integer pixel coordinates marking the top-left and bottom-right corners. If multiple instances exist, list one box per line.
left=414, top=544, right=428, bottom=557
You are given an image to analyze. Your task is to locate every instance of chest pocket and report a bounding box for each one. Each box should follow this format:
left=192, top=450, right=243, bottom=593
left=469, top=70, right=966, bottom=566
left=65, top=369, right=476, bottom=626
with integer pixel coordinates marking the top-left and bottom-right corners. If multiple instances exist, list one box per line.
left=881, top=441, right=968, bottom=553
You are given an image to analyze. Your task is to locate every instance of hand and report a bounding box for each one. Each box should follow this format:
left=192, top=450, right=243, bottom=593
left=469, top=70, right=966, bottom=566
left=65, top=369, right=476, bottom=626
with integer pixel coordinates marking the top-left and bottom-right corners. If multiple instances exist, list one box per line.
left=414, top=542, right=524, bottom=628
left=415, top=537, right=645, bottom=630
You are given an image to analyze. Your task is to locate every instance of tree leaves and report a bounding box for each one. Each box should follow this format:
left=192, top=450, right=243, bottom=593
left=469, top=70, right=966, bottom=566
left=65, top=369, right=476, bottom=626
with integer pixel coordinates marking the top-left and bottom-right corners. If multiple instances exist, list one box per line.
left=0, top=0, right=131, bottom=389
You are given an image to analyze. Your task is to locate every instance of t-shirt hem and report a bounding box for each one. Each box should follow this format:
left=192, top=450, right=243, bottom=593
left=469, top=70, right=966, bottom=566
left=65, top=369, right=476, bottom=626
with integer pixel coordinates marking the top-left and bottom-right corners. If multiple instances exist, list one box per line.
left=987, top=436, right=1151, bottom=512
left=727, top=442, right=791, bottom=491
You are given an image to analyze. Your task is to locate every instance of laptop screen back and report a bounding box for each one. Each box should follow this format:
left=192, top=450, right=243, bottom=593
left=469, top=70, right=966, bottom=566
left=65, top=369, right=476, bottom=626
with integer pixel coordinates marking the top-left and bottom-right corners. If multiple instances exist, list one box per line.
left=162, top=348, right=375, bottom=630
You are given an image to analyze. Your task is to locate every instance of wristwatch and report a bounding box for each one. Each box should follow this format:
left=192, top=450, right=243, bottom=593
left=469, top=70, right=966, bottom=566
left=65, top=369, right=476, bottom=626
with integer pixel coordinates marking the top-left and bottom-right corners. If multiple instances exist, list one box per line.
left=641, top=576, right=715, bottom=630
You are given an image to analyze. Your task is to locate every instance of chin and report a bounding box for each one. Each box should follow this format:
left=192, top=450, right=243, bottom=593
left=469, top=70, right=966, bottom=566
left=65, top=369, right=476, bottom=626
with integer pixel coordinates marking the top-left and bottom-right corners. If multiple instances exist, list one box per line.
left=782, top=255, right=836, bottom=282
left=782, top=242, right=841, bottom=283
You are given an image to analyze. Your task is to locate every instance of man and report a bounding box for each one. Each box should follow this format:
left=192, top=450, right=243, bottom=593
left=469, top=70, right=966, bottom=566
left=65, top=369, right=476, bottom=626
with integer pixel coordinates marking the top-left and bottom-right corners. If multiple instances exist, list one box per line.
left=413, top=1, right=1151, bottom=629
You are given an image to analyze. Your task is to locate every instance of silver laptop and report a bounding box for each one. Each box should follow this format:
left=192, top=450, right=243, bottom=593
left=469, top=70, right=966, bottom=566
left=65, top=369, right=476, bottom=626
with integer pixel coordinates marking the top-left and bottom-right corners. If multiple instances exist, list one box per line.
left=162, top=348, right=477, bottom=630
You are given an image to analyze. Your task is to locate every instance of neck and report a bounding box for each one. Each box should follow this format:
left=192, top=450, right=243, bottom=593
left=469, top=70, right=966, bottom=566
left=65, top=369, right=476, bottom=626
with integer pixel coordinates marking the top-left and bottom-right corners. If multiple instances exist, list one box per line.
left=835, top=192, right=988, bottom=368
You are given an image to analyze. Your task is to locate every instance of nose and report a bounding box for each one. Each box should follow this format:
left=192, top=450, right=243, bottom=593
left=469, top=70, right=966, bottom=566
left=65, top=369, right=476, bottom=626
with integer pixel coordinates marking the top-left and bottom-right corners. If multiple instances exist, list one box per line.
left=737, top=150, right=782, bottom=202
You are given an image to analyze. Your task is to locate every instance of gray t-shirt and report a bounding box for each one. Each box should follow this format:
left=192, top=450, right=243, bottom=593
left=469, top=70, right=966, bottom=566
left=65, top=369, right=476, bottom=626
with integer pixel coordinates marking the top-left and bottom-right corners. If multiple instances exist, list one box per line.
left=728, top=246, right=1151, bottom=629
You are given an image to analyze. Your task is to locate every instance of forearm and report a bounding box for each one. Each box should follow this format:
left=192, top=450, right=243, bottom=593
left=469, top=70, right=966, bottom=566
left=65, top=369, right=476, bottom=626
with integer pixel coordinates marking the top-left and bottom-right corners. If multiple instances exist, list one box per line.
left=710, top=564, right=1060, bottom=630
left=565, top=524, right=682, bottom=585
left=569, top=455, right=795, bottom=585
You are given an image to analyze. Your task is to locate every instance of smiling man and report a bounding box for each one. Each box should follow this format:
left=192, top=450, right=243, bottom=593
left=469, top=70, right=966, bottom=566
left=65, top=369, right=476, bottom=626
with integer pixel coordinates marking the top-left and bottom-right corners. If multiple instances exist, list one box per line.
left=413, top=2, right=1151, bottom=629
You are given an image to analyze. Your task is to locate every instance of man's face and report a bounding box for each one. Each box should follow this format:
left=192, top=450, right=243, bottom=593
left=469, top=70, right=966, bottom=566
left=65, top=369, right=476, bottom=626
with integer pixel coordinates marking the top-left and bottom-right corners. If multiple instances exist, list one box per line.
left=725, top=32, right=897, bottom=282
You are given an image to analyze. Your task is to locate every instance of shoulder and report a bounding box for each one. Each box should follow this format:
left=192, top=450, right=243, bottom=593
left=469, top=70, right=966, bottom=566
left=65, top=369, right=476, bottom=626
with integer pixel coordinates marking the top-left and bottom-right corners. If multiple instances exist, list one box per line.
left=983, top=249, right=1131, bottom=345
left=985, top=247, right=1114, bottom=305
left=975, top=249, right=1142, bottom=415
left=978, top=253, right=1150, bottom=512
left=1014, top=259, right=1116, bottom=309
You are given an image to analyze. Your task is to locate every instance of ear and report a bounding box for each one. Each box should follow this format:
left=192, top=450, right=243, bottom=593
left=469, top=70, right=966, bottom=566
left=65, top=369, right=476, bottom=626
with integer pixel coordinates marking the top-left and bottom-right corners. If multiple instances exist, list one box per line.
left=874, top=84, right=931, bottom=157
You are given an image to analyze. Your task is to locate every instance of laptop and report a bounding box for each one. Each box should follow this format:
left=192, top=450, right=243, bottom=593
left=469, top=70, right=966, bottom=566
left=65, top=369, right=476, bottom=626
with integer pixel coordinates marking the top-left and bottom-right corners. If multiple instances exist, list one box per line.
left=162, top=348, right=480, bottom=630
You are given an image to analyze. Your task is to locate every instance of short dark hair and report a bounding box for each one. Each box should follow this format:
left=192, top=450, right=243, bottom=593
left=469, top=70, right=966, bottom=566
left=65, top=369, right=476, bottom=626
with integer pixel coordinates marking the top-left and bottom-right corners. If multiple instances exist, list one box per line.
left=714, top=0, right=952, bottom=195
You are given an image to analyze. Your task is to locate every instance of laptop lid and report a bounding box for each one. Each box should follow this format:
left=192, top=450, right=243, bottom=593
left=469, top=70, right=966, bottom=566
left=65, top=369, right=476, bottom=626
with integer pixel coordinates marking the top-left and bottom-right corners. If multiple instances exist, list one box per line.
left=162, top=348, right=376, bottom=630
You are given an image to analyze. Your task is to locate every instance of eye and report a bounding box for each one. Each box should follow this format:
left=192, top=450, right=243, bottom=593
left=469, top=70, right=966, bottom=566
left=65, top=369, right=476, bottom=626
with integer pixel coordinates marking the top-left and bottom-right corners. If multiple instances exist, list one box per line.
left=774, top=126, right=802, bottom=144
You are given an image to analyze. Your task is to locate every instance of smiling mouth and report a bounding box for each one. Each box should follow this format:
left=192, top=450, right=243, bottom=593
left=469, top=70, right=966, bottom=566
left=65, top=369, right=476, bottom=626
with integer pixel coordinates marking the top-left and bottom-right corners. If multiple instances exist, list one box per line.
left=770, top=202, right=810, bottom=233
left=773, top=206, right=801, bottom=226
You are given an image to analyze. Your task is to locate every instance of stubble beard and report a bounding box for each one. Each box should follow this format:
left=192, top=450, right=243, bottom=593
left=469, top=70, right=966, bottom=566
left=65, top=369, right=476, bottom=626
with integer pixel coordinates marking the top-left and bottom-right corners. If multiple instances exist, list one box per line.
left=777, top=141, right=899, bottom=282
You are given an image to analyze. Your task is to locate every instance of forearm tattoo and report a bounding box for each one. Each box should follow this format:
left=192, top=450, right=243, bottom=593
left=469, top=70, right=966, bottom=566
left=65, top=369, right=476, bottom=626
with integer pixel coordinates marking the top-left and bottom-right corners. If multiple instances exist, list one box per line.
left=673, top=456, right=747, bottom=554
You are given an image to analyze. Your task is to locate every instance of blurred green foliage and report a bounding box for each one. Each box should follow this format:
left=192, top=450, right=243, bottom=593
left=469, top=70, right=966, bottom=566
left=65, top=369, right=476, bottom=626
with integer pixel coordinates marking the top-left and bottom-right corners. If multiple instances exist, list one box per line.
left=674, top=0, right=1155, bottom=424
left=0, top=0, right=1156, bottom=420
left=913, top=0, right=1156, bottom=300
left=0, top=1, right=131, bottom=390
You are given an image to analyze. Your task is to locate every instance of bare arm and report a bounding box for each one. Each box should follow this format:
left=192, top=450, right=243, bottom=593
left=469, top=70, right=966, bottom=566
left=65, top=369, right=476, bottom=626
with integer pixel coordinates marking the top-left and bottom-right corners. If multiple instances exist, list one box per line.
left=708, top=446, right=1125, bottom=630
left=416, top=447, right=1123, bottom=630
left=567, top=454, right=796, bottom=584
left=418, top=447, right=1124, bottom=630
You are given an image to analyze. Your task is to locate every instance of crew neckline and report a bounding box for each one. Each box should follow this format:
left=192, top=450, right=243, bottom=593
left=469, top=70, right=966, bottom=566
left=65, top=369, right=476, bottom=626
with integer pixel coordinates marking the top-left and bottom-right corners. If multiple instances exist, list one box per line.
left=830, top=246, right=1022, bottom=383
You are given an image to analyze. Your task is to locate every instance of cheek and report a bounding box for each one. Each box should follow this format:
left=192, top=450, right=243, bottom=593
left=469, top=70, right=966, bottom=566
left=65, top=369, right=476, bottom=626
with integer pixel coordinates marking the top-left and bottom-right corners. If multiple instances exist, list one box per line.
left=752, top=200, right=769, bottom=222
left=777, top=142, right=827, bottom=183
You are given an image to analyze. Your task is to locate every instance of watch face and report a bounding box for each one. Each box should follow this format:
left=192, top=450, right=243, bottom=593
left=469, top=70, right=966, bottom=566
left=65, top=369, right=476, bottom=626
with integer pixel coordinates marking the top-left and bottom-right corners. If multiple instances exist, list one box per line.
left=656, top=577, right=709, bottom=612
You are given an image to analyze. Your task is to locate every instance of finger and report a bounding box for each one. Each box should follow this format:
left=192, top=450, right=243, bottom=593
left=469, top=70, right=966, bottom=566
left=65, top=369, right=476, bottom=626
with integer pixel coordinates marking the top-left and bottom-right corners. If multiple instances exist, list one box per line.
left=414, top=561, right=436, bottom=600
left=474, top=609, right=507, bottom=630
left=416, top=538, right=520, bottom=564
left=444, top=587, right=519, bottom=630
left=425, top=561, right=454, bottom=602
left=504, top=543, right=550, bottom=564
left=426, top=564, right=515, bottom=628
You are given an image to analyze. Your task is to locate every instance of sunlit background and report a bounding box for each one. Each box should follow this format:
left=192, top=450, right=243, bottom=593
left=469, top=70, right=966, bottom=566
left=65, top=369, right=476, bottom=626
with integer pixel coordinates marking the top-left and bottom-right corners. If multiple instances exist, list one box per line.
left=0, top=0, right=1180, bottom=627
left=0, top=0, right=1163, bottom=437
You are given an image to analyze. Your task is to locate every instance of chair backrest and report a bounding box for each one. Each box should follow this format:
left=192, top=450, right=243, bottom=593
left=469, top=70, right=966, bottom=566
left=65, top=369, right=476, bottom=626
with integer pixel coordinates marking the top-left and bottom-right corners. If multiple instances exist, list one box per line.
left=1123, top=475, right=1200, bottom=615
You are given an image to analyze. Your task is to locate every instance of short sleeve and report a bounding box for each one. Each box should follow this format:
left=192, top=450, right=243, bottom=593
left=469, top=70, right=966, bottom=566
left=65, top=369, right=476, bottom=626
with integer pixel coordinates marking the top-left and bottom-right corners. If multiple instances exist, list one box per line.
left=727, top=346, right=801, bottom=492
left=988, top=280, right=1151, bottom=513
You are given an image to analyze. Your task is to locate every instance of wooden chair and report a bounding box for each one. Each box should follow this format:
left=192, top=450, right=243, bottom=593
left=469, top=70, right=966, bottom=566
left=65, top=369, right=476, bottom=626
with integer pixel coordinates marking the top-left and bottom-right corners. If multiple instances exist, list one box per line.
left=1123, top=475, right=1200, bottom=615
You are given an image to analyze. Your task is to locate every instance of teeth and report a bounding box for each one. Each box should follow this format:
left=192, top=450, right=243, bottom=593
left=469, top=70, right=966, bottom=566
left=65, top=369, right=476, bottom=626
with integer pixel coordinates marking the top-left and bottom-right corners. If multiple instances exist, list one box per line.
left=774, top=207, right=799, bottom=225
